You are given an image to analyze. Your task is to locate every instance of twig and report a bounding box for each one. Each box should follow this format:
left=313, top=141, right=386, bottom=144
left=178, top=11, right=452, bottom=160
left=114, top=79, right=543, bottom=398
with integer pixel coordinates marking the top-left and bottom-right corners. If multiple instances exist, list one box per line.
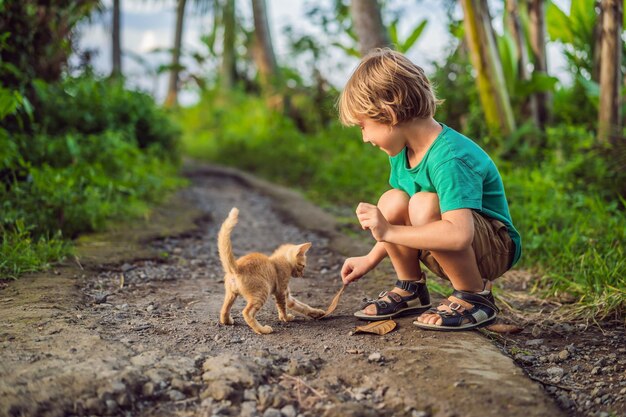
left=527, top=374, right=583, bottom=392
left=74, top=256, right=84, bottom=270
left=280, top=374, right=326, bottom=399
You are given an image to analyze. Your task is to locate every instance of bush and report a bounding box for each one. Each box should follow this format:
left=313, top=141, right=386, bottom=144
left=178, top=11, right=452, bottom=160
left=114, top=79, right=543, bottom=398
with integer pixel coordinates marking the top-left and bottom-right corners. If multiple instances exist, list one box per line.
left=32, top=77, right=180, bottom=161
left=0, top=76, right=182, bottom=278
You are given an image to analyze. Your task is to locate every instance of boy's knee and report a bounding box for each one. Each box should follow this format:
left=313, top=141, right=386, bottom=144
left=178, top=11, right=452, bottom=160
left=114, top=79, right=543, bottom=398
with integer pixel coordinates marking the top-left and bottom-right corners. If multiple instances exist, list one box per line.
left=409, top=192, right=441, bottom=225
left=378, top=189, right=410, bottom=224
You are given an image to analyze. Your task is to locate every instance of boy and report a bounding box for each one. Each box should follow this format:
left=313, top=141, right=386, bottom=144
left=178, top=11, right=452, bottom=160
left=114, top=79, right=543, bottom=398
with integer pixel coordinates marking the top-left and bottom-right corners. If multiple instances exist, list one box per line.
left=337, top=48, right=521, bottom=331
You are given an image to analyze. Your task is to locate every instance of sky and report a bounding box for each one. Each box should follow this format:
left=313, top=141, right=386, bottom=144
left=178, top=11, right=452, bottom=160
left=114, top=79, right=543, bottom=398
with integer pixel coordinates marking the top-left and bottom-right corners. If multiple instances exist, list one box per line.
left=74, top=0, right=570, bottom=106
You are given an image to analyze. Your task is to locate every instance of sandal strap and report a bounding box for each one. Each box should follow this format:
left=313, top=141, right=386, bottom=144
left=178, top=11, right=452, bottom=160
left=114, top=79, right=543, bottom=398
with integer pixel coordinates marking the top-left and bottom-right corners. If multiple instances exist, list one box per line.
left=450, top=290, right=499, bottom=314
left=430, top=291, right=498, bottom=327
left=394, top=279, right=423, bottom=293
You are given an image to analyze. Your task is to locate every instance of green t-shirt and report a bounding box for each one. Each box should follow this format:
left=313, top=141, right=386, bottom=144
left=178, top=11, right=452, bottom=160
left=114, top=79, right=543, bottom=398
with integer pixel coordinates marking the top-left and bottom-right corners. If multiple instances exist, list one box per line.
left=389, top=124, right=521, bottom=265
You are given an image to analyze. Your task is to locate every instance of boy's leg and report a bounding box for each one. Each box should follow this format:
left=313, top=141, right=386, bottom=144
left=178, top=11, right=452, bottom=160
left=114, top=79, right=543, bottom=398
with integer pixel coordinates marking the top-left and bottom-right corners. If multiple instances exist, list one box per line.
left=409, top=193, right=492, bottom=326
left=361, top=189, right=422, bottom=316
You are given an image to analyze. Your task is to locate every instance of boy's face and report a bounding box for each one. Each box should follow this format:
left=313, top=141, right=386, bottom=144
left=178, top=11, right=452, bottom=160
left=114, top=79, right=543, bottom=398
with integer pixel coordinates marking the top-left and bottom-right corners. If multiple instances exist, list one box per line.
left=358, top=118, right=404, bottom=156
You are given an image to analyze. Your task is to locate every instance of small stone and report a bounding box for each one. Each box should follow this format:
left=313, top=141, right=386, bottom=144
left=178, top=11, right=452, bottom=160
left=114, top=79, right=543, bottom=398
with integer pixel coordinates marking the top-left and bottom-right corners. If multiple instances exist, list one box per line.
left=116, top=393, right=131, bottom=408
left=412, top=411, right=430, bottom=417
left=515, top=354, right=536, bottom=365
left=240, top=401, right=258, bottom=417
left=110, top=382, right=126, bottom=394
left=244, top=389, right=257, bottom=401
left=546, top=366, right=564, bottom=379
left=202, top=381, right=234, bottom=401
left=263, top=407, right=282, bottom=417
left=85, top=398, right=103, bottom=414
left=525, top=339, right=544, bottom=347
left=281, top=404, right=297, bottom=417
left=557, top=393, right=573, bottom=409
left=105, top=399, right=118, bottom=414
left=168, top=389, right=186, bottom=401
left=557, top=350, right=569, bottom=361
left=147, top=305, right=156, bottom=312
left=142, top=382, right=155, bottom=397
left=368, top=352, right=382, bottom=362
left=530, top=326, right=542, bottom=337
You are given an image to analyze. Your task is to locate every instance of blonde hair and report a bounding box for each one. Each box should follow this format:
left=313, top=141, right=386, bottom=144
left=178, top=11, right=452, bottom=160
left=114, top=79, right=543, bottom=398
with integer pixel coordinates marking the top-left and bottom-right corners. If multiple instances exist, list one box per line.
left=338, top=48, right=442, bottom=126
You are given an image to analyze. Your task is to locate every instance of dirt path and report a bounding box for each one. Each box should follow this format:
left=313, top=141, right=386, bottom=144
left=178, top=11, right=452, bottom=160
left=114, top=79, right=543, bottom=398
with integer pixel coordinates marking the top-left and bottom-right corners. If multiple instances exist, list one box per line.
left=1, top=166, right=566, bottom=417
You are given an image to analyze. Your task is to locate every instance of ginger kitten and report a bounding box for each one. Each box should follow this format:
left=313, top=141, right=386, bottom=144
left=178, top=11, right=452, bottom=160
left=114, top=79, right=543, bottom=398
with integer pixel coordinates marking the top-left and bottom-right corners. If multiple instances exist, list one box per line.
left=218, top=208, right=325, bottom=334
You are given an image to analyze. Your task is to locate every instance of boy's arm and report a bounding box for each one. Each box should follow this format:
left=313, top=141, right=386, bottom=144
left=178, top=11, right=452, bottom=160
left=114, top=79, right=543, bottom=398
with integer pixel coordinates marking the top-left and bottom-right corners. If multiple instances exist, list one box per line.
left=341, top=242, right=387, bottom=284
left=356, top=202, right=474, bottom=251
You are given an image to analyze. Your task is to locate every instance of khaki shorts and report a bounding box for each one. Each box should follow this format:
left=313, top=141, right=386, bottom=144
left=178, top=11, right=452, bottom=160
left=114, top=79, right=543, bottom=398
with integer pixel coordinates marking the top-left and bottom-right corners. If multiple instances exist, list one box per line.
left=420, top=211, right=515, bottom=281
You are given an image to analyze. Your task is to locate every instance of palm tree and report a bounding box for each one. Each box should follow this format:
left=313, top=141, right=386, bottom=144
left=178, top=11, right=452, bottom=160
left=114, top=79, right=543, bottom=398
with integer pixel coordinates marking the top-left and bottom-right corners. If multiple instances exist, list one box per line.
left=461, top=0, right=516, bottom=136
left=598, top=0, right=622, bottom=143
left=111, top=0, right=122, bottom=78
left=164, top=0, right=187, bottom=107
left=251, top=0, right=280, bottom=93
left=506, top=0, right=539, bottom=126
left=350, top=0, right=390, bottom=55
left=528, top=0, right=550, bottom=128
left=220, top=0, right=237, bottom=90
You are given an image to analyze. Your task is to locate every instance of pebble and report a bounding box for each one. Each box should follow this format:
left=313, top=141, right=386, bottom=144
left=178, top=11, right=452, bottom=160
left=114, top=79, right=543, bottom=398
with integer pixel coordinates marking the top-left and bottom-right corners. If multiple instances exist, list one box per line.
left=263, top=407, right=282, bottom=417
left=515, top=354, right=536, bottom=365
left=525, top=339, right=544, bottom=347
left=557, top=350, right=569, bottom=361
left=142, top=382, right=155, bottom=397
left=168, top=389, right=186, bottom=401
left=240, top=401, right=258, bottom=417
left=368, top=352, right=382, bottom=362
left=546, top=367, right=564, bottom=379
left=281, top=404, right=297, bottom=417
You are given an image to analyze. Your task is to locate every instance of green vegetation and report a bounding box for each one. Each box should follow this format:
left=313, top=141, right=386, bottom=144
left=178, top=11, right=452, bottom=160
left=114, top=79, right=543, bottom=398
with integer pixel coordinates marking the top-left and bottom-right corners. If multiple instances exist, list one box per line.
left=0, top=77, right=182, bottom=279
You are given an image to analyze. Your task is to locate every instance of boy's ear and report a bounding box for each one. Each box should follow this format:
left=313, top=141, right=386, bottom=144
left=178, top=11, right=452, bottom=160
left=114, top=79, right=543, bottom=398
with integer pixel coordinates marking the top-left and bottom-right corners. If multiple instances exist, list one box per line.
left=298, top=242, right=312, bottom=255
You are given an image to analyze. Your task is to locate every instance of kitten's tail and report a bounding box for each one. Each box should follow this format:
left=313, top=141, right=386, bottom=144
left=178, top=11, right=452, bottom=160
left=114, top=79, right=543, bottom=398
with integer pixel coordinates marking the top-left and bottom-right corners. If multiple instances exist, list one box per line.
left=218, top=207, right=239, bottom=275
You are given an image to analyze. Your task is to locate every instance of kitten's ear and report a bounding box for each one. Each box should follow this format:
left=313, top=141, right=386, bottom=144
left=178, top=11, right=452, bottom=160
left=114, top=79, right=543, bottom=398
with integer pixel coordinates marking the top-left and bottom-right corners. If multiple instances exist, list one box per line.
left=297, top=242, right=312, bottom=255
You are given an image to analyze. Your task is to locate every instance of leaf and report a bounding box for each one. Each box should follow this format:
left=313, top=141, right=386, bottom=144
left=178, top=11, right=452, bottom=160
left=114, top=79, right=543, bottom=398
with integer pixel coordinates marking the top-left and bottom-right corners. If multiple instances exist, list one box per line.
left=353, top=319, right=397, bottom=335
left=400, top=19, right=428, bottom=54
left=485, top=323, right=524, bottom=334
left=319, top=284, right=347, bottom=319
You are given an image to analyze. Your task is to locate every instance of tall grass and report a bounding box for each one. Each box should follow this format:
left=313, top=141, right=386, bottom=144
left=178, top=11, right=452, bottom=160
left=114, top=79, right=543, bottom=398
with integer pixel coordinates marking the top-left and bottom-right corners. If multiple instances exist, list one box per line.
left=177, top=92, right=625, bottom=321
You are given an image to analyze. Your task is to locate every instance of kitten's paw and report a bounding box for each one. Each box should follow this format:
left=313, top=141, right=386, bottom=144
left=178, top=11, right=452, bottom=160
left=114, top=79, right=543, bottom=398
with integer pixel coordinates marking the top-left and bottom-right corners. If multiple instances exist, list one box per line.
left=308, top=309, right=326, bottom=319
left=220, top=315, right=234, bottom=325
left=258, top=325, right=273, bottom=334
left=279, top=313, right=295, bottom=322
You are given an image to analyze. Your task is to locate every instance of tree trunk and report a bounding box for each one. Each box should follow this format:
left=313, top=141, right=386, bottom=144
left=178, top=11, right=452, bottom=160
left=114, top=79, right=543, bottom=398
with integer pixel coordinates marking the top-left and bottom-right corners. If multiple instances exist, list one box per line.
left=528, top=0, right=550, bottom=129
left=164, top=0, right=187, bottom=108
left=592, top=0, right=603, bottom=82
left=461, top=0, right=516, bottom=136
left=506, top=0, right=539, bottom=125
left=220, top=0, right=236, bottom=91
left=111, top=0, right=122, bottom=78
left=350, top=0, right=391, bottom=55
left=598, top=0, right=622, bottom=143
left=251, top=0, right=279, bottom=93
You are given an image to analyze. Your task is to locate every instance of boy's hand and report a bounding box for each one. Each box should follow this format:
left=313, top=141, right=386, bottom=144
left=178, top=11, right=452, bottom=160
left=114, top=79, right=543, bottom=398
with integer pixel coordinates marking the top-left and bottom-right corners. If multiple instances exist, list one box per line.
left=341, top=255, right=373, bottom=284
left=356, top=202, right=390, bottom=242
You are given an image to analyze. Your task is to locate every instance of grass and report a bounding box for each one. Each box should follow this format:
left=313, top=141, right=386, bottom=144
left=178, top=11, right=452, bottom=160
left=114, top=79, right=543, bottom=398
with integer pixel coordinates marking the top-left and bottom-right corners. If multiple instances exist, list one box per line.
left=0, top=223, right=71, bottom=279
left=176, top=93, right=625, bottom=321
